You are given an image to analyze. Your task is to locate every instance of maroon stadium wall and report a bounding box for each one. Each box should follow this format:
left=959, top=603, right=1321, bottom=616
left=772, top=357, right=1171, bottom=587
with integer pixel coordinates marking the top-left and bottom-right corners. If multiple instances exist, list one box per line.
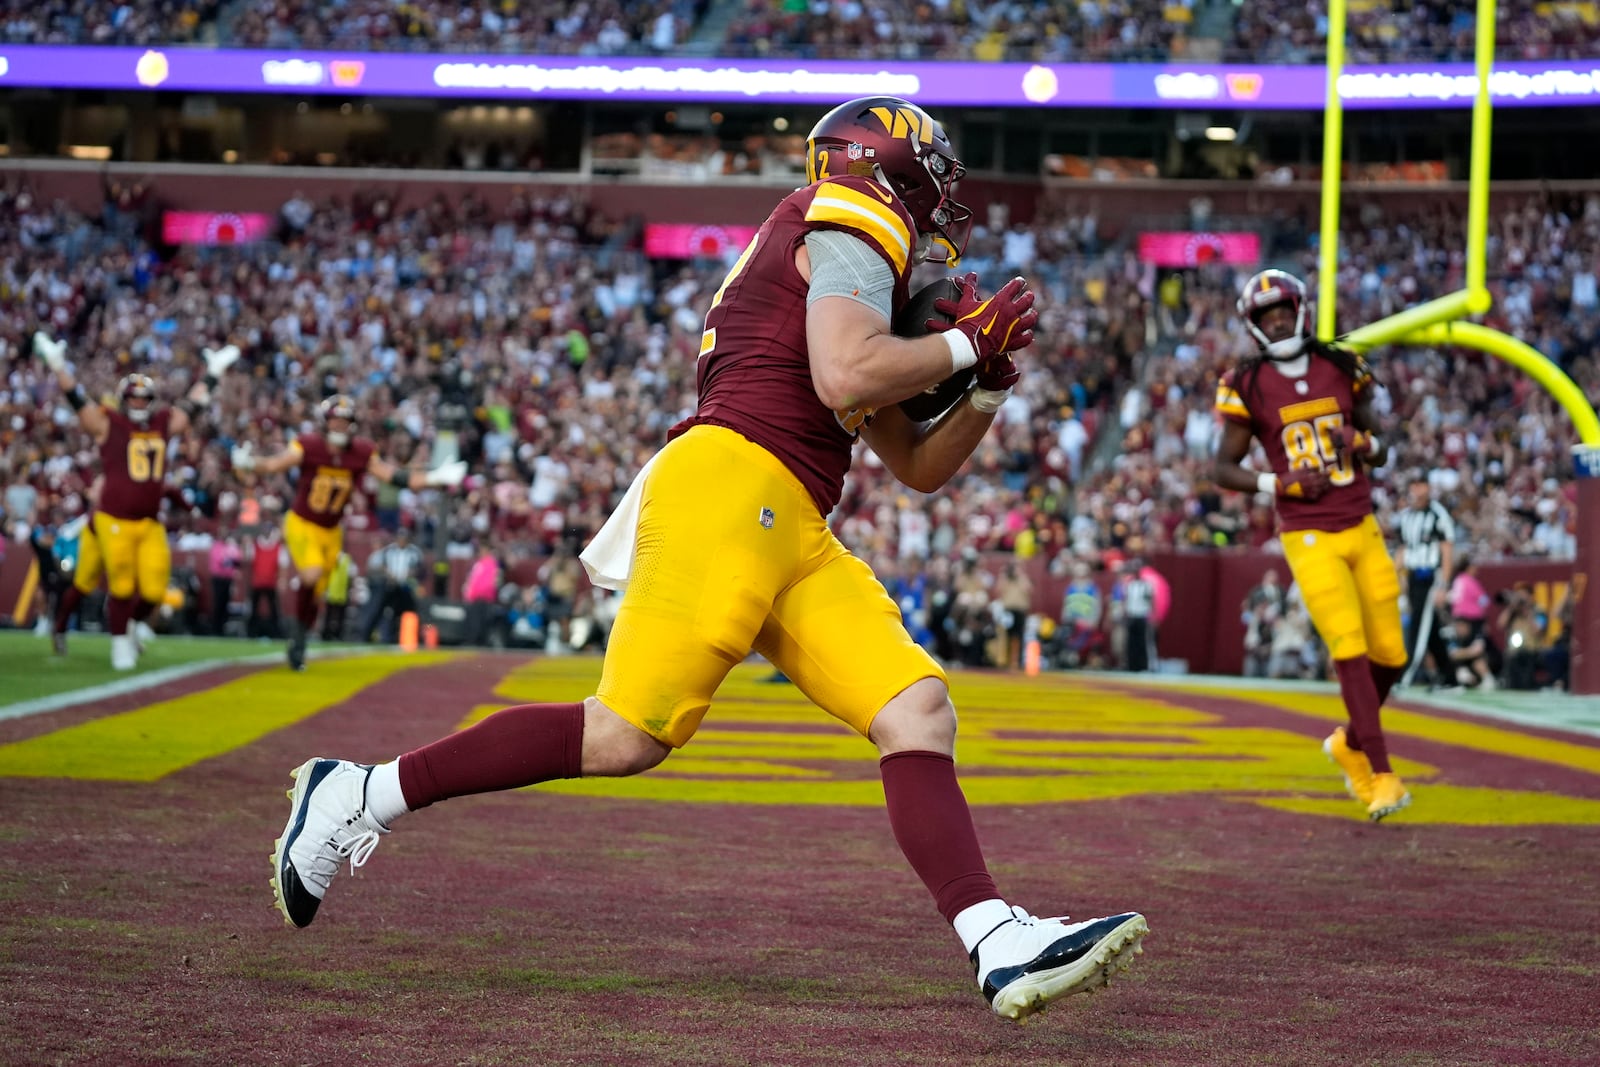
left=3, top=543, right=1575, bottom=680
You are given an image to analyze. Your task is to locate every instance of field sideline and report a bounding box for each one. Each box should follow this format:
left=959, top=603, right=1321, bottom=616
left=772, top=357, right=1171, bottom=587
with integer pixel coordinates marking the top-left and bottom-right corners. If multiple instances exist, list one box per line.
left=2, top=650, right=1597, bottom=1065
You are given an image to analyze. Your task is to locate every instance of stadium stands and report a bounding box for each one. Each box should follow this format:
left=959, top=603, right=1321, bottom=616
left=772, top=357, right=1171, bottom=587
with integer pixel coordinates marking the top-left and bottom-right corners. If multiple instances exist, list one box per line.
left=8, top=0, right=1599, bottom=63
left=2, top=173, right=1594, bottom=669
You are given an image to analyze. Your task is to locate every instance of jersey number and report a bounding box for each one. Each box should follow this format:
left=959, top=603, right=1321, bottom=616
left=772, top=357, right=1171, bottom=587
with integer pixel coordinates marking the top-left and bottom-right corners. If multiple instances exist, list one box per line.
left=126, top=438, right=165, bottom=483
left=1281, top=413, right=1355, bottom=486
left=308, top=470, right=353, bottom=514
left=699, top=234, right=761, bottom=359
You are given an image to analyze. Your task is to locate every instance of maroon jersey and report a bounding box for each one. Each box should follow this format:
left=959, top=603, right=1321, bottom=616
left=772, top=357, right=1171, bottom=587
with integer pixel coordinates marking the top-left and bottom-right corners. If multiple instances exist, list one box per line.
left=1215, top=352, right=1374, bottom=533
left=98, top=408, right=174, bottom=521
left=290, top=433, right=376, bottom=528
left=677, top=175, right=917, bottom=514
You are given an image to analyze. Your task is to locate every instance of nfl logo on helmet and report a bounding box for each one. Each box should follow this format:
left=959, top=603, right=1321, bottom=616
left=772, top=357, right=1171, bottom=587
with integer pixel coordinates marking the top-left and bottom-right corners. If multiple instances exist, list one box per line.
left=846, top=142, right=864, bottom=160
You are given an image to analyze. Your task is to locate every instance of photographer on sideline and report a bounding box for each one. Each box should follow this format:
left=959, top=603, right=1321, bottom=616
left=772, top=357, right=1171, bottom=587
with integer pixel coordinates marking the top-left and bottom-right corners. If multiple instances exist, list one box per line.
left=1498, top=584, right=1545, bottom=691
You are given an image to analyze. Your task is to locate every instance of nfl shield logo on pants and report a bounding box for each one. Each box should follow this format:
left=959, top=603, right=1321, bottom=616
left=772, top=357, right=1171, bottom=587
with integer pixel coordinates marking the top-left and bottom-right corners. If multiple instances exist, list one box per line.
left=759, top=507, right=775, bottom=529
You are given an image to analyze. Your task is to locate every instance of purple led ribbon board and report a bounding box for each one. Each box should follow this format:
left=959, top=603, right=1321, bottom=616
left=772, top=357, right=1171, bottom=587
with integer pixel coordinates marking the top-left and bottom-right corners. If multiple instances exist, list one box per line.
left=0, top=45, right=1598, bottom=109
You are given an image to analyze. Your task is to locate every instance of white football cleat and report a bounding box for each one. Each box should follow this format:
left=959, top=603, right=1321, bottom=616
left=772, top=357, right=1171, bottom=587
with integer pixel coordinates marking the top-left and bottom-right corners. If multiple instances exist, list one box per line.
left=134, top=621, right=157, bottom=650
left=972, top=907, right=1148, bottom=1021
left=271, top=758, right=388, bottom=928
left=110, top=634, right=138, bottom=671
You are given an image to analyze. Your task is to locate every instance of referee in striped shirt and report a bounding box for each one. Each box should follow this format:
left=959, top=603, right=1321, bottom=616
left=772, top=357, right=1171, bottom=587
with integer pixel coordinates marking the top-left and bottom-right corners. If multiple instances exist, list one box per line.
left=1395, top=478, right=1456, bottom=687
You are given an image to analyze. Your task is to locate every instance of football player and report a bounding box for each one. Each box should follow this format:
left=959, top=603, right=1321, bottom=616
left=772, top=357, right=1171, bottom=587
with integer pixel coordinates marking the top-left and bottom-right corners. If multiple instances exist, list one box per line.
left=268, top=96, right=1147, bottom=1022
left=1213, top=269, right=1411, bottom=820
left=33, top=334, right=235, bottom=670
left=230, top=395, right=466, bottom=670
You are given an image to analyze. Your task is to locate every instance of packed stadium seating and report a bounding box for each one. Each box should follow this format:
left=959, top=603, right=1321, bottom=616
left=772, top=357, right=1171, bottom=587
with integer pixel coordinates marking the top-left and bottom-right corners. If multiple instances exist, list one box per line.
left=1228, top=0, right=1600, bottom=64
left=8, top=0, right=1600, bottom=62
left=2, top=169, right=1594, bottom=672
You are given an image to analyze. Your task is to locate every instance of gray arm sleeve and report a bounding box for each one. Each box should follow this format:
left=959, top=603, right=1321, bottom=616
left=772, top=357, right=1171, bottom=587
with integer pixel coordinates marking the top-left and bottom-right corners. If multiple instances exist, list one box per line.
left=804, top=229, right=896, bottom=323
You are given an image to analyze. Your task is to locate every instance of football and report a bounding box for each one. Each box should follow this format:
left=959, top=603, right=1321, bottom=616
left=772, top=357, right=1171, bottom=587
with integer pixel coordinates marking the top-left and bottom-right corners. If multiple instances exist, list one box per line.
left=892, top=276, right=976, bottom=421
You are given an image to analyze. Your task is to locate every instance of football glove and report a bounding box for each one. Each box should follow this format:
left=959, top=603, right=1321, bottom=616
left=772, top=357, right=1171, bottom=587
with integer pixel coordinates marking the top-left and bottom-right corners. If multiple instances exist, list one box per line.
left=1278, top=469, right=1333, bottom=501
left=230, top=443, right=257, bottom=472
left=969, top=353, right=1021, bottom=414
left=931, top=275, right=1038, bottom=366
left=1328, top=423, right=1380, bottom=459
left=203, top=344, right=242, bottom=379
left=422, top=460, right=468, bottom=488
left=33, top=331, right=68, bottom=372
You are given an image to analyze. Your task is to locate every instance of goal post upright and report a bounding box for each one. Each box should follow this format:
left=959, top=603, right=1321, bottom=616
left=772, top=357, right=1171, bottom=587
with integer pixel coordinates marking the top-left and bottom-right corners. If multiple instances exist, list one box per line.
left=1317, top=0, right=1600, bottom=692
left=1316, top=0, right=1348, bottom=341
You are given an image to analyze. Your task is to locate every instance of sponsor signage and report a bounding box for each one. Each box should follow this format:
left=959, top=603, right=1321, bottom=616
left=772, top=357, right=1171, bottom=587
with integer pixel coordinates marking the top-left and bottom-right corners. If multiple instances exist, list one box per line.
left=0, top=46, right=1598, bottom=109
left=160, top=210, right=274, bottom=245
left=643, top=223, right=760, bottom=260
left=1137, top=231, right=1261, bottom=267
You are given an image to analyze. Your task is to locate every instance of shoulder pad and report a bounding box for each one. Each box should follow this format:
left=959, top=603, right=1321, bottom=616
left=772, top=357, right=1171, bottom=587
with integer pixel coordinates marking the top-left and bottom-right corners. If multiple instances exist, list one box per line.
left=803, top=176, right=916, bottom=278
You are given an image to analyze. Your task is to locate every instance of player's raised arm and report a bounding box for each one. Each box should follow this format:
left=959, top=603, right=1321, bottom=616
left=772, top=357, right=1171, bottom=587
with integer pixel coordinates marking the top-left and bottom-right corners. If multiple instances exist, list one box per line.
left=34, top=332, right=109, bottom=441
left=232, top=439, right=303, bottom=477
left=366, top=451, right=468, bottom=493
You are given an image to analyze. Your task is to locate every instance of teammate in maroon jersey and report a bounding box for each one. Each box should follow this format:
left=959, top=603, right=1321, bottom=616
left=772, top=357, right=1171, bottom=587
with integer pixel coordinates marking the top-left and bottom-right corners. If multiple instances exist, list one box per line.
left=1213, top=269, right=1411, bottom=820
left=32, top=334, right=233, bottom=670
left=230, top=395, right=466, bottom=670
left=269, top=97, right=1147, bottom=1022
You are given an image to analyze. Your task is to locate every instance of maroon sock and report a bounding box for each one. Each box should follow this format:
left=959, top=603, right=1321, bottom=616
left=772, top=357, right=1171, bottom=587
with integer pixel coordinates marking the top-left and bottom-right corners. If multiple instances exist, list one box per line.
left=1371, top=662, right=1404, bottom=708
left=880, top=751, right=998, bottom=924
left=54, top=585, right=83, bottom=634
left=397, top=702, right=585, bottom=811
left=133, top=598, right=157, bottom=623
left=1334, top=656, right=1391, bottom=773
left=107, top=595, right=134, bottom=637
left=296, top=585, right=319, bottom=629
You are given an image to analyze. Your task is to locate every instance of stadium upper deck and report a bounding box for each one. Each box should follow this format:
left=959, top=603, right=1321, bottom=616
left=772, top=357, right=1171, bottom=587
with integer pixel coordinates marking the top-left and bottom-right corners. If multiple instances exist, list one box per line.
left=4, top=0, right=1599, bottom=63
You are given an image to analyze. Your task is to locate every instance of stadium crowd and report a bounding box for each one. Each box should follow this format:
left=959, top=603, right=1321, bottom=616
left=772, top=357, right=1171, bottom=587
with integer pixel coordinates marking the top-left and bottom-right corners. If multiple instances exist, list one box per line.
left=226, top=0, right=704, bottom=53
left=10, top=0, right=1600, bottom=63
left=1230, top=0, right=1600, bottom=65
left=0, top=174, right=1593, bottom=682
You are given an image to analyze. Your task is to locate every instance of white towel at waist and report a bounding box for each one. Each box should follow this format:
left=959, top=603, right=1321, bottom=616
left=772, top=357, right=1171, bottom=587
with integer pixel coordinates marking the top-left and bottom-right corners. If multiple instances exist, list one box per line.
left=579, top=453, right=658, bottom=592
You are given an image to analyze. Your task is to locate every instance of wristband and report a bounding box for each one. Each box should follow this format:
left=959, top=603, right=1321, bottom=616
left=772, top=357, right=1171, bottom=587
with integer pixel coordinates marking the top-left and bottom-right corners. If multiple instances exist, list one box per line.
left=66, top=385, right=89, bottom=411
left=969, top=386, right=1010, bottom=414
left=388, top=468, right=412, bottom=490
left=941, top=329, right=978, bottom=373
left=1256, top=472, right=1278, bottom=495
left=1365, top=434, right=1382, bottom=457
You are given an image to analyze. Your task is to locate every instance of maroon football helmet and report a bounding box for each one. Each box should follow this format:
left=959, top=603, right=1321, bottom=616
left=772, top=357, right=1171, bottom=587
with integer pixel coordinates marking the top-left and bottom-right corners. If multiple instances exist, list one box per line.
left=319, top=394, right=357, bottom=447
left=118, top=374, right=157, bottom=424
left=1237, top=269, right=1312, bottom=360
left=805, top=96, right=972, bottom=267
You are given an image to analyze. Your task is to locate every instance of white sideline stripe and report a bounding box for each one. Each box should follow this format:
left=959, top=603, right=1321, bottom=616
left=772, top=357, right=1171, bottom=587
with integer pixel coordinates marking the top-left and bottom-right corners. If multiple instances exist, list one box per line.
left=1075, top=670, right=1600, bottom=740
left=0, top=644, right=392, bottom=722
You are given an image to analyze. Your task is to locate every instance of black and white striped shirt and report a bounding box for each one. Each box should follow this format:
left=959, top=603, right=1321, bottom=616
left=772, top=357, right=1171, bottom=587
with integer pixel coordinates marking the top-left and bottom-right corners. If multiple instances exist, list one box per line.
left=1397, top=501, right=1454, bottom=574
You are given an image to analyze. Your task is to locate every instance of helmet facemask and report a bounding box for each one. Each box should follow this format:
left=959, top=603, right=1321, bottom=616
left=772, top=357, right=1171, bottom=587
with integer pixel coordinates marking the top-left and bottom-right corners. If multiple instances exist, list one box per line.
left=1238, top=272, right=1312, bottom=361
left=120, top=376, right=156, bottom=424
left=320, top=396, right=356, bottom=448
left=890, top=145, right=972, bottom=269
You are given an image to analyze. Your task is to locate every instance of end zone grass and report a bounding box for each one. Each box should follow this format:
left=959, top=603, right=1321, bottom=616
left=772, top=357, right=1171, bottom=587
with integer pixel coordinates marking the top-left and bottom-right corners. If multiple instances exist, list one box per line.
left=2, top=655, right=1598, bottom=1065
left=0, top=630, right=364, bottom=705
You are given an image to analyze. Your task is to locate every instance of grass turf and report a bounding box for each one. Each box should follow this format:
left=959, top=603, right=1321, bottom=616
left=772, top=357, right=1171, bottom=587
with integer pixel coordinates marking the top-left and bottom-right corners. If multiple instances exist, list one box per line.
left=0, top=629, right=361, bottom=705
left=1, top=655, right=1598, bottom=1065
